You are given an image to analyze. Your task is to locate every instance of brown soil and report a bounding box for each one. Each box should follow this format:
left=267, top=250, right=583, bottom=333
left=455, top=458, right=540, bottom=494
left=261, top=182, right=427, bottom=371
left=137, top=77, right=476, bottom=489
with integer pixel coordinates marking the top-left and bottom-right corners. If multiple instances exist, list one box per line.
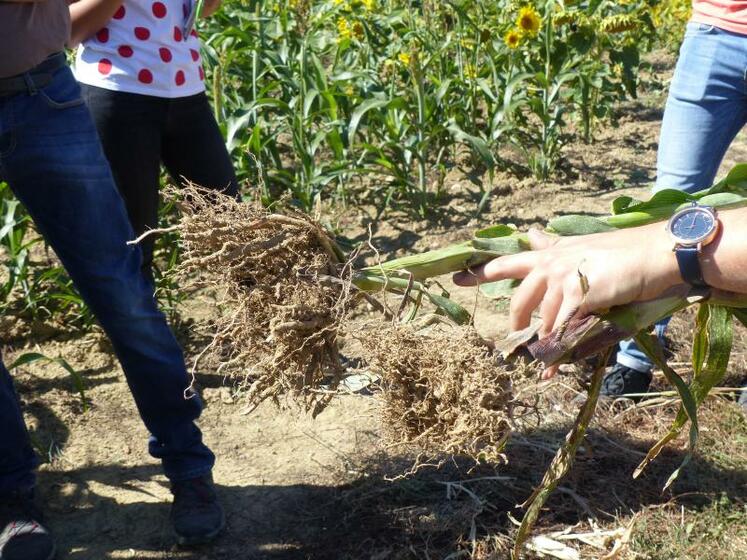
left=3, top=52, right=747, bottom=559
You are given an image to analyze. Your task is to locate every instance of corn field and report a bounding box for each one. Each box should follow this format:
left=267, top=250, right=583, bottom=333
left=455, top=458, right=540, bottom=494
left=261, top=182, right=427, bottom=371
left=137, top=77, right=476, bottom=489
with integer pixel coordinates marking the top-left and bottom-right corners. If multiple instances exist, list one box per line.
left=203, top=0, right=660, bottom=213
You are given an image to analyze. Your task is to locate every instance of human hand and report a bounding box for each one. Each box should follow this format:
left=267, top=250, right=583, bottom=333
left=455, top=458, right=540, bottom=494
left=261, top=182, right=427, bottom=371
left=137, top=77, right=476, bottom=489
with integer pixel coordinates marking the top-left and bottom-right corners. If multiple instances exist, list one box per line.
left=453, top=225, right=681, bottom=377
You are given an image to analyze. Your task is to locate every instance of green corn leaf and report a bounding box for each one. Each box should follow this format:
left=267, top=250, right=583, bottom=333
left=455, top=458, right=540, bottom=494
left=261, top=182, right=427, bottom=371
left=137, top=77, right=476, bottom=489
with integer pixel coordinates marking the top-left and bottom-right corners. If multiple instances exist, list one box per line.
left=348, top=98, right=390, bottom=147
left=546, top=215, right=616, bottom=235
left=692, top=304, right=709, bottom=375
left=632, top=331, right=700, bottom=490
left=425, top=290, right=472, bottom=325
left=9, top=352, right=88, bottom=412
left=474, top=224, right=516, bottom=238
left=512, top=349, right=612, bottom=559
left=611, top=195, right=636, bottom=215
left=351, top=273, right=472, bottom=325
left=471, top=233, right=529, bottom=254
left=612, top=189, right=694, bottom=215
left=695, top=191, right=747, bottom=210
left=479, top=279, right=520, bottom=299
left=53, top=357, right=89, bottom=412
left=446, top=121, right=495, bottom=168
left=709, top=162, right=747, bottom=192
left=8, top=352, right=49, bottom=370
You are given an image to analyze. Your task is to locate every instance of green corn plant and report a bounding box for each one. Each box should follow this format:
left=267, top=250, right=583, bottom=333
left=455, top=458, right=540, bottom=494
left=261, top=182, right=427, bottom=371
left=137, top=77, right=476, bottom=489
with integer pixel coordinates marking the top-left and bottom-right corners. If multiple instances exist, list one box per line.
left=10, top=352, right=89, bottom=411
left=356, top=163, right=747, bottom=555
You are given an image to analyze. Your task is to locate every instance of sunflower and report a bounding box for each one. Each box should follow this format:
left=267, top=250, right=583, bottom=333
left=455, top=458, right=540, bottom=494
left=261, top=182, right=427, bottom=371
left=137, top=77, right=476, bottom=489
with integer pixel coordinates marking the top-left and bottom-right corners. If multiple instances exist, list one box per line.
left=464, top=63, right=478, bottom=80
left=352, top=21, right=365, bottom=40
left=516, top=6, right=541, bottom=37
left=337, top=17, right=352, bottom=41
left=504, top=29, right=521, bottom=49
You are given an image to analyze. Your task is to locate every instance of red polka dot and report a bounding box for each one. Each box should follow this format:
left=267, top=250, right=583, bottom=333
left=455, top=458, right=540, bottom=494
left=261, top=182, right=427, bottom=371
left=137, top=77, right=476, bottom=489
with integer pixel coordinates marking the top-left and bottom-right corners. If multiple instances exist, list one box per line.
left=190, top=49, right=200, bottom=62
left=152, top=2, right=167, bottom=18
left=173, top=26, right=183, bottom=42
left=198, top=66, right=204, bottom=81
left=175, top=70, right=186, bottom=86
left=98, top=58, right=112, bottom=75
left=96, top=28, right=109, bottom=43
left=113, top=6, right=125, bottom=19
left=138, top=69, right=153, bottom=84
left=159, top=47, right=173, bottom=63
left=118, top=45, right=133, bottom=58
left=190, top=29, right=198, bottom=38
left=134, top=27, right=150, bottom=40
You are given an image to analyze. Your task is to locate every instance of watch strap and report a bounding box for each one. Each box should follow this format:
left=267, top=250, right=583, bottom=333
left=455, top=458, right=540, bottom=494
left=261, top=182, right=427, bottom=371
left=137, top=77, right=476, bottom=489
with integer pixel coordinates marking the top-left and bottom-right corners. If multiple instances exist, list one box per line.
left=675, top=246, right=708, bottom=288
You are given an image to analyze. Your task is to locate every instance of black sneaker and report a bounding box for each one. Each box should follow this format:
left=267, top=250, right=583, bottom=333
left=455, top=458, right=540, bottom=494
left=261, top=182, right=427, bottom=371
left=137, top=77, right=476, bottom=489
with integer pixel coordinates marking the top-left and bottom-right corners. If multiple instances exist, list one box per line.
left=170, top=475, right=225, bottom=546
left=600, top=363, right=653, bottom=400
left=0, top=489, right=56, bottom=560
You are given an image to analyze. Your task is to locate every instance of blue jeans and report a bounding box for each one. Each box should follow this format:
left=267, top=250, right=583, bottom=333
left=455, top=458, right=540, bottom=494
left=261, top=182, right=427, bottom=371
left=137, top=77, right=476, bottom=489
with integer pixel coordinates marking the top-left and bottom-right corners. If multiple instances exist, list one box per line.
left=0, top=63, right=215, bottom=494
left=618, top=21, right=747, bottom=372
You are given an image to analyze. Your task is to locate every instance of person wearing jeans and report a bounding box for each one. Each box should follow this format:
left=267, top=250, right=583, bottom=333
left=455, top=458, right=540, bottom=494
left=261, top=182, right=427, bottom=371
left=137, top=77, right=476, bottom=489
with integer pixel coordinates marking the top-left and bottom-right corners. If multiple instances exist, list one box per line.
left=0, top=4, right=224, bottom=559
left=602, top=6, right=747, bottom=408
left=69, top=0, right=238, bottom=278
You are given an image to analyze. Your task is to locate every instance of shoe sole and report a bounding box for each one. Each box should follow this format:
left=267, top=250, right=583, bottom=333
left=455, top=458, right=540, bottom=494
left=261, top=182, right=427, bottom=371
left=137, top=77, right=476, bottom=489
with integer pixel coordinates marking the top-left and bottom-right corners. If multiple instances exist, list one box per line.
left=174, top=511, right=226, bottom=547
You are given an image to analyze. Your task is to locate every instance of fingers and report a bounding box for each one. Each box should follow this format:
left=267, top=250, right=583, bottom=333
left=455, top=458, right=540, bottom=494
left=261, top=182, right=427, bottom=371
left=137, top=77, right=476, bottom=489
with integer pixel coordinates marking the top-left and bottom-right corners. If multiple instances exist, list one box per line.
left=552, top=283, right=584, bottom=334
left=538, top=286, right=563, bottom=338
left=508, top=271, right=547, bottom=331
left=541, top=365, right=559, bottom=380
left=527, top=228, right=559, bottom=251
left=452, top=251, right=538, bottom=286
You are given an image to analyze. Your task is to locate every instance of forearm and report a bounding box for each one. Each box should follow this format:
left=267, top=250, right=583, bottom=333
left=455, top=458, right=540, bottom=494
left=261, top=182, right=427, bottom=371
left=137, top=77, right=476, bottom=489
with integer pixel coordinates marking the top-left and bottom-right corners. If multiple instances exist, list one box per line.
left=700, top=208, right=747, bottom=293
left=68, top=0, right=122, bottom=48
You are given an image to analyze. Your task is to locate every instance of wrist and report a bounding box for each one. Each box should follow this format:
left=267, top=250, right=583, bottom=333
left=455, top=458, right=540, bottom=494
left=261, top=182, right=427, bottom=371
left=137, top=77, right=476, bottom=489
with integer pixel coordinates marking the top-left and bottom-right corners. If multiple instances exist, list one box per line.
left=655, top=225, right=682, bottom=291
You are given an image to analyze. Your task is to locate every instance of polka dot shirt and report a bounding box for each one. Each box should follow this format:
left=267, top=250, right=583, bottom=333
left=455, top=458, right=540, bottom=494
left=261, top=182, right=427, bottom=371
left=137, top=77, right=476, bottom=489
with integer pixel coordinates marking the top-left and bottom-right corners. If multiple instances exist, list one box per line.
left=74, top=1, right=205, bottom=98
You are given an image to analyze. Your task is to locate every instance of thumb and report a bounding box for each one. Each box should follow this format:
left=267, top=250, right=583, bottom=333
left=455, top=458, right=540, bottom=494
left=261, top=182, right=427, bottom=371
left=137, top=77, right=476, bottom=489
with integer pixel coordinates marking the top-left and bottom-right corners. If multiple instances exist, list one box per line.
left=527, top=228, right=559, bottom=251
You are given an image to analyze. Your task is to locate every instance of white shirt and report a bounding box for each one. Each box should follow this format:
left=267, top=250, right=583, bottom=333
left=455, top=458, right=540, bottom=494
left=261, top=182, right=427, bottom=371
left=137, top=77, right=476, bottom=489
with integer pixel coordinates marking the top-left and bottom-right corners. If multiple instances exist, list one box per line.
left=75, top=0, right=205, bottom=98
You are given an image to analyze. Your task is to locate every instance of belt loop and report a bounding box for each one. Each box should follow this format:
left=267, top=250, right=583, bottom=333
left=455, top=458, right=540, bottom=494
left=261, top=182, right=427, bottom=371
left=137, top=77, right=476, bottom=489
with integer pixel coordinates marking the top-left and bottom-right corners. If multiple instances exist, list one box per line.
left=23, top=73, right=38, bottom=96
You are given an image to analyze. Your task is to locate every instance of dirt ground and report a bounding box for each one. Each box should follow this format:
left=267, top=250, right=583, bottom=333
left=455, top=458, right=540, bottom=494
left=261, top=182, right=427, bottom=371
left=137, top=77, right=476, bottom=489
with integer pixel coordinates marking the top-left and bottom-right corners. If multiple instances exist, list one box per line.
left=4, top=54, right=747, bottom=559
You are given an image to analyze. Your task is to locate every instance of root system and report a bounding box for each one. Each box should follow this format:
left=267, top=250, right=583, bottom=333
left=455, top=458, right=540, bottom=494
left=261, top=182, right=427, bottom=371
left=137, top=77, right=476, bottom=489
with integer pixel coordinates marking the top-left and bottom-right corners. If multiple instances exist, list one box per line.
left=171, top=187, right=355, bottom=414
left=356, top=323, right=517, bottom=462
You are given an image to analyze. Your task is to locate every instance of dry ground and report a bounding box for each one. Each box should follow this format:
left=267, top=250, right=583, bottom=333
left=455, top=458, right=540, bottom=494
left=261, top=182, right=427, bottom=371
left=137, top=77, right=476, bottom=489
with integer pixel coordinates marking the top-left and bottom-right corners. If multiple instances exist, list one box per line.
left=3, top=54, right=747, bottom=559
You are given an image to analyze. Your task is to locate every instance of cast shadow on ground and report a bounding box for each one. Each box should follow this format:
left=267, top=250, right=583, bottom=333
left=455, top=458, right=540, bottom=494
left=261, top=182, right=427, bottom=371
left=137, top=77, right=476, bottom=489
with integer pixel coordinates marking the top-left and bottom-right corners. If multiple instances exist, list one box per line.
left=39, top=423, right=746, bottom=560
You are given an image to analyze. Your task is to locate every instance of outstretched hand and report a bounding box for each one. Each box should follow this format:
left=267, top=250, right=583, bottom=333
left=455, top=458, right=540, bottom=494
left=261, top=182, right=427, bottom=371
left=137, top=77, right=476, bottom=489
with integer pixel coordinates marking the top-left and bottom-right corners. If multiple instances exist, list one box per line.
left=453, top=225, right=681, bottom=377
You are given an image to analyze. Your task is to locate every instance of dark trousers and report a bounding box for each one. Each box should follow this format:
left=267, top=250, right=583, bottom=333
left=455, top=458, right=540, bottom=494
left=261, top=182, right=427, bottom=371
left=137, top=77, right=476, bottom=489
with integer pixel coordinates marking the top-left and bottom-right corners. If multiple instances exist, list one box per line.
left=80, top=85, right=239, bottom=273
left=0, top=65, right=214, bottom=492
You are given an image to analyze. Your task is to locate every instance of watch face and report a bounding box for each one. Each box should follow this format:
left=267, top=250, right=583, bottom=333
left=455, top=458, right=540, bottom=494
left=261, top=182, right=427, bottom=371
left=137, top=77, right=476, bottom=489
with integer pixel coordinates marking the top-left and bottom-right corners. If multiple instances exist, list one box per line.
left=669, top=207, right=716, bottom=245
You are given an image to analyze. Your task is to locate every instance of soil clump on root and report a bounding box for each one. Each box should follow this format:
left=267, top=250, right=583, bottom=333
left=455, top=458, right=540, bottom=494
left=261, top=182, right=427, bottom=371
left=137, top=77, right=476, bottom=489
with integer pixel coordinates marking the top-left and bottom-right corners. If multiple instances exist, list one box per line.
left=170, top=187, right=355, bottom=415
left=356, top=323, right=519, bottom=464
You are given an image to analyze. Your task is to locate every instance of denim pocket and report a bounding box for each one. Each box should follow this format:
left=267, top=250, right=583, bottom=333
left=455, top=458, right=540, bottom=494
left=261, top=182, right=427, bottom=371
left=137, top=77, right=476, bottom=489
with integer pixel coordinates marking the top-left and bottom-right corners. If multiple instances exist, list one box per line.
left=38, top=68, right=85, bottom=110
left=684, top=22, right=717, bottom=37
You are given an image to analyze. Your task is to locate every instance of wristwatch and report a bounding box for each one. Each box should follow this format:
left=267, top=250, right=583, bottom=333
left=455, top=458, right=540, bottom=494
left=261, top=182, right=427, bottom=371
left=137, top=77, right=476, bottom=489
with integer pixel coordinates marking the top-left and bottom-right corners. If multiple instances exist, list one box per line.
left=666, top=202, right=720, bottom=288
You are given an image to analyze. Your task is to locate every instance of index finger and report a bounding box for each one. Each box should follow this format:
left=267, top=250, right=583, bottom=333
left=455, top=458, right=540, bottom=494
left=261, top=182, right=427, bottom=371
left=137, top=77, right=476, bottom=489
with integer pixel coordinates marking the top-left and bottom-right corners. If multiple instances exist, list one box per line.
left=452, top=250, right=539, bottom=286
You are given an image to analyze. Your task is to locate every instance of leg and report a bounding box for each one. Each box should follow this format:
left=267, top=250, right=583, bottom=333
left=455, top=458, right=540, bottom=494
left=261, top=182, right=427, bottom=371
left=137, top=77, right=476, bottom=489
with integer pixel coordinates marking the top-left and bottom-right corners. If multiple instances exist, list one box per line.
left=161, top=92, right=239, bottom=198
left=80, top=85, right=164, bottom=276
left=0, top=358, right=38, bottom=495
left=2, top=66, right=214, bottom=481
left=656, top=23, right=747, bottom=192
left=611, top=24, right=747, bottom=393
